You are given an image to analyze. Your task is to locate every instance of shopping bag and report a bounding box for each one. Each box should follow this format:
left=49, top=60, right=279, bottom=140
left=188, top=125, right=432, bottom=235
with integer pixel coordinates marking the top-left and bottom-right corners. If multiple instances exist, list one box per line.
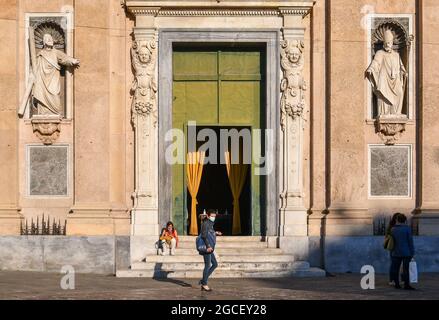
left=409, top=259, right=418, bottom=283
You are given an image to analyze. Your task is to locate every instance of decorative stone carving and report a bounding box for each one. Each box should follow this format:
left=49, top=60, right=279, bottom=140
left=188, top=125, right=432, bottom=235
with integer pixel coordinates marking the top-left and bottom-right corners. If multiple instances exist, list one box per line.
left=126, top=7, right=312, bottom=17
left=375, top=117, right=408, bottom=145
left=280, top=39, right=307, bottom=130
left=130, top=39, right=157, bottom=126
left=366, top=19, right=414, bottom=120
left=31, top=116, right=61, bottom=145
left=366, top=28, right=407, bottom=118
left=20, top=23, right=79, bottom=117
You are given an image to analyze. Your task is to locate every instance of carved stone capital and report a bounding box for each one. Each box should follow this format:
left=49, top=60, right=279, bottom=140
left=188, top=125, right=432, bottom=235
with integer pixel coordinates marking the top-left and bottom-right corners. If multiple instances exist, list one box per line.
left=375, top=116, right=408, bottom=145
left=31, top=116, right=61, bottom=145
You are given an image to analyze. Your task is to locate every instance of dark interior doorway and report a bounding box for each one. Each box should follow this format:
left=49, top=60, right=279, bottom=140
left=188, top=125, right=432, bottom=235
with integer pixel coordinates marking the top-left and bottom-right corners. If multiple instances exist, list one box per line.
left=187, top=126, right=252, bottom=236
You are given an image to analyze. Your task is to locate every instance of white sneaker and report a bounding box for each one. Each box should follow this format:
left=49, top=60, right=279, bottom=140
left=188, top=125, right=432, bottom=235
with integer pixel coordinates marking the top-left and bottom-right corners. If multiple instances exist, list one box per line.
left=170, top=250, right=175, bottom=256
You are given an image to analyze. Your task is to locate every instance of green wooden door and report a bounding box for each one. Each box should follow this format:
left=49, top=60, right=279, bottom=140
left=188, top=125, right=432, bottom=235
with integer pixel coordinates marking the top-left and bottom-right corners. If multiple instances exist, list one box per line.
left=172, top=48, right=264, bottom=235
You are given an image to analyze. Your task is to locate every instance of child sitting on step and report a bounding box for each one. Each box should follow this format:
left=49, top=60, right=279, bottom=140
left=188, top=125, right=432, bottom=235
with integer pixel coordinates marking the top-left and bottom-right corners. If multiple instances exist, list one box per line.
left=159, top=221, right=179, bottom=256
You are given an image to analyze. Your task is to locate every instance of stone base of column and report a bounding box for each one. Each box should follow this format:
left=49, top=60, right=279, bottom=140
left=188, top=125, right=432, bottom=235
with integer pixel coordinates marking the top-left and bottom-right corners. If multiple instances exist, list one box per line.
left=279, top=236, right=309, bottom=261
left=279, top=208, right=308, bottom=236
left=0, top=206, right=23, bottom=235
left=414, top=208, right=439, bottom=236
left=130, top=208, right=160, bottom=262
left=130, top=208, right=159, bottom=236
left=111, top=208, right=131, bottom=236
left=308, top=209, right=327, bottom=236
left=324, top=207, right=373, bottom=236
left=67, top=204, right=128, bottom=236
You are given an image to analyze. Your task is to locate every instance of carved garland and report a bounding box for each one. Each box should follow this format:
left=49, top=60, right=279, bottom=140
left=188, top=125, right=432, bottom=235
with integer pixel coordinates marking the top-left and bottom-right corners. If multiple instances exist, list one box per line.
left=31, top=118, right=61, bottom=145
left=130, top=38, right=158, bottom=127
left=280, top=39, right=307, bottom=131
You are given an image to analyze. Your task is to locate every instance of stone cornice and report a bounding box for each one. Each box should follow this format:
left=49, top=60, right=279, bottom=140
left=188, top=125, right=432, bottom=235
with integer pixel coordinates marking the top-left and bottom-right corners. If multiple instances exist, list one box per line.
left=127, top=7, right=312, bottom=17
left=125, top=1, right=314, bottom=17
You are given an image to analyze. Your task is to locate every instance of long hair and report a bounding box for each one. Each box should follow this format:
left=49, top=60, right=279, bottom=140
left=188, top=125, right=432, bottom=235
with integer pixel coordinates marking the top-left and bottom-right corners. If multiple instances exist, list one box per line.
left=166, top=221, right=175, bottom=232
left=389, top=213, right=401, bottom=229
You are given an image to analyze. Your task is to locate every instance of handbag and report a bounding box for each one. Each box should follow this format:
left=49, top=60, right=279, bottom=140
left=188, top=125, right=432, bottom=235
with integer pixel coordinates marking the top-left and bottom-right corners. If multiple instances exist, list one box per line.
left=409, top=259, right=418, bottom=283
left=383, top=234, right=394, bottom=251
left=160, top=235, right=173, bottom=242
left=196, top=235, right=208, bottom=254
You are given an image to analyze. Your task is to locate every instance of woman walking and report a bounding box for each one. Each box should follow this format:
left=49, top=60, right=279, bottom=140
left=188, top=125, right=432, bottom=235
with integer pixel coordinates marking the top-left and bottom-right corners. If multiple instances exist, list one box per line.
left=199, top=209, right=222, bottom=291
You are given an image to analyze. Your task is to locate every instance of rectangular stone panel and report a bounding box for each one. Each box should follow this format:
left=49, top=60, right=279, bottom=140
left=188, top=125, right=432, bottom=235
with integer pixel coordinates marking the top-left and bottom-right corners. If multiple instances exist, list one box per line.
left=28, top=145, right=68, bottom=196
left=369, top=145, right=411, bottom=197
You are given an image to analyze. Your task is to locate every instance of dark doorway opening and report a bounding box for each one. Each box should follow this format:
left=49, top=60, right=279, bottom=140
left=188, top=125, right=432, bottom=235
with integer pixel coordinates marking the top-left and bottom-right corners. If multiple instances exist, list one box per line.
left=187, top=126, right=252, bottom=236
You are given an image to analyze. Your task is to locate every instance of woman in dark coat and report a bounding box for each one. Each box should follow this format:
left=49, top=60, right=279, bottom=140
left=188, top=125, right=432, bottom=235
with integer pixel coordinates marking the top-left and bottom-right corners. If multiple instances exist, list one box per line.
left=386, top=213, right=400, bottom=285
left=199, top=209, right=222, bottom=291
left=390, top=214, right=415, bottom=290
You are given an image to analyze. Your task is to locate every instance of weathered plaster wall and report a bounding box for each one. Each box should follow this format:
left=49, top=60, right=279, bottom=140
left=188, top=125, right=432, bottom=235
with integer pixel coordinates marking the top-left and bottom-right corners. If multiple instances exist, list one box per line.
left=0, top=0, right=22, bottom=235
left=0, top=236, right=130, bottom=274
left=418, top=0, right=439, bottom=235
left=309, top=236, right=439, bottom=274
left=0, top=0, right=133, bottom=235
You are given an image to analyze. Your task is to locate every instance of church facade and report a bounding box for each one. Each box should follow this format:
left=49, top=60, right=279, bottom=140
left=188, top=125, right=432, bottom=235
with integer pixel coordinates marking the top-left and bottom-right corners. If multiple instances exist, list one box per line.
left=1, top=0, right=439, bottom=275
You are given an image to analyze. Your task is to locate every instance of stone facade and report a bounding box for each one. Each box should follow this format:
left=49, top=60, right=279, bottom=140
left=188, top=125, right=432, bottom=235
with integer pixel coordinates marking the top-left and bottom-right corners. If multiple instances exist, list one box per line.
left=1, top=0, right=439, bottom=273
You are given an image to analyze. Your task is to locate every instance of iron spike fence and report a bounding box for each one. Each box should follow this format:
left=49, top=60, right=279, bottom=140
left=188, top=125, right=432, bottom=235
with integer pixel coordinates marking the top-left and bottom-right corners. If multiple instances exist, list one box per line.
left=373, top=214, right=419, bottom=236
left=21, top=214, right=66, bottom=236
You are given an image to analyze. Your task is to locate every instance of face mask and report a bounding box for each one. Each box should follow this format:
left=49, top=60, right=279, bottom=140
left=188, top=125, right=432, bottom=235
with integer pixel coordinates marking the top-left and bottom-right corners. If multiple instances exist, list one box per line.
left=209, top=216, right=216, bottom=222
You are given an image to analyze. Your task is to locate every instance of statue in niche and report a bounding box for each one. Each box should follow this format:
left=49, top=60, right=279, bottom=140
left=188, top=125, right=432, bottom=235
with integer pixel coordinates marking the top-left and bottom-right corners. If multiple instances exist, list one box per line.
left=19, top=21, right=80, bottom=117
left=280, top=39, right=307, bottom=130
left=366, top=28, right=407, bottom=118
left=130, top=39, right=157, bottom=126
left=33, top=33, right=80, bottom=116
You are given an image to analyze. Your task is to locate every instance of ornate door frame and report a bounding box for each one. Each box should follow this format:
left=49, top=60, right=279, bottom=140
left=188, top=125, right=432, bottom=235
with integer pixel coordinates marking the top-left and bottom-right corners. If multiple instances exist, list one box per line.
left=158, top=30, right=280, bottom=236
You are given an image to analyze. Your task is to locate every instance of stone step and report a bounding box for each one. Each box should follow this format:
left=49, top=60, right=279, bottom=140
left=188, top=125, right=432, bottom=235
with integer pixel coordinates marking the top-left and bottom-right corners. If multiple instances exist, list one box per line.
left=116, top=267, right=326, bottom=278
left=131, top=261, right=309, bottom=271
left=178, top=236, right=265, bottom=242
left=143, top=254, right=295, bottom=263
left=175, top=241, right=269, bottom=249
left=157, top=248, right=282, bottom=255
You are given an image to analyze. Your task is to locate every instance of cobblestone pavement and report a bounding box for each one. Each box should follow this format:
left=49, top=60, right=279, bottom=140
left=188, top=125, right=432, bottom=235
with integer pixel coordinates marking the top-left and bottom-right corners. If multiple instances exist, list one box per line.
left=0, top=271, right=438, bottom=300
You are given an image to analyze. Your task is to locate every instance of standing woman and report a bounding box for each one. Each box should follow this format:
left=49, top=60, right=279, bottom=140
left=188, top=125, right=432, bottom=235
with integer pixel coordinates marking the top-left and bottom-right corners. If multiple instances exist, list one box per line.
left=385, top=213, right=400, bottom=285
left=199, top=209, right=222, bottom=291
left=390, top=214, right=415, bottom=290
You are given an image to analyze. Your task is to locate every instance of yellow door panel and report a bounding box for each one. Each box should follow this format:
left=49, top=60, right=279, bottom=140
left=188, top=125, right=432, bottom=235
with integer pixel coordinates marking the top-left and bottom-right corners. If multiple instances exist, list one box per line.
left=173, top=51, right=218, bottom=80
left=219, top=81, right=260, bottom=125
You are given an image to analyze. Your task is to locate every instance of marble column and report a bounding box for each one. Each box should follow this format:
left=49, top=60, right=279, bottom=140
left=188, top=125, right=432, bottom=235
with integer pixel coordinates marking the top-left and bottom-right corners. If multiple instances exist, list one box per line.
left=278, top=12, right=308, bottom=239
left=129, top=23, right=160, bottom=261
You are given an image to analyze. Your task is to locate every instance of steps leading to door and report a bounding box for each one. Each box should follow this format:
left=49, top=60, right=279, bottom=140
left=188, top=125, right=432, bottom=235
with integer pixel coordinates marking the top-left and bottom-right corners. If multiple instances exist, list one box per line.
left=117, top=237, right=325, bottom=278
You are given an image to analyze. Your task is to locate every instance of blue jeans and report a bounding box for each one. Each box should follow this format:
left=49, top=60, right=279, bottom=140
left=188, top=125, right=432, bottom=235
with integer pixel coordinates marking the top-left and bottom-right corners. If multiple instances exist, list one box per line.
left=201, top=253, right=218, bottom=285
